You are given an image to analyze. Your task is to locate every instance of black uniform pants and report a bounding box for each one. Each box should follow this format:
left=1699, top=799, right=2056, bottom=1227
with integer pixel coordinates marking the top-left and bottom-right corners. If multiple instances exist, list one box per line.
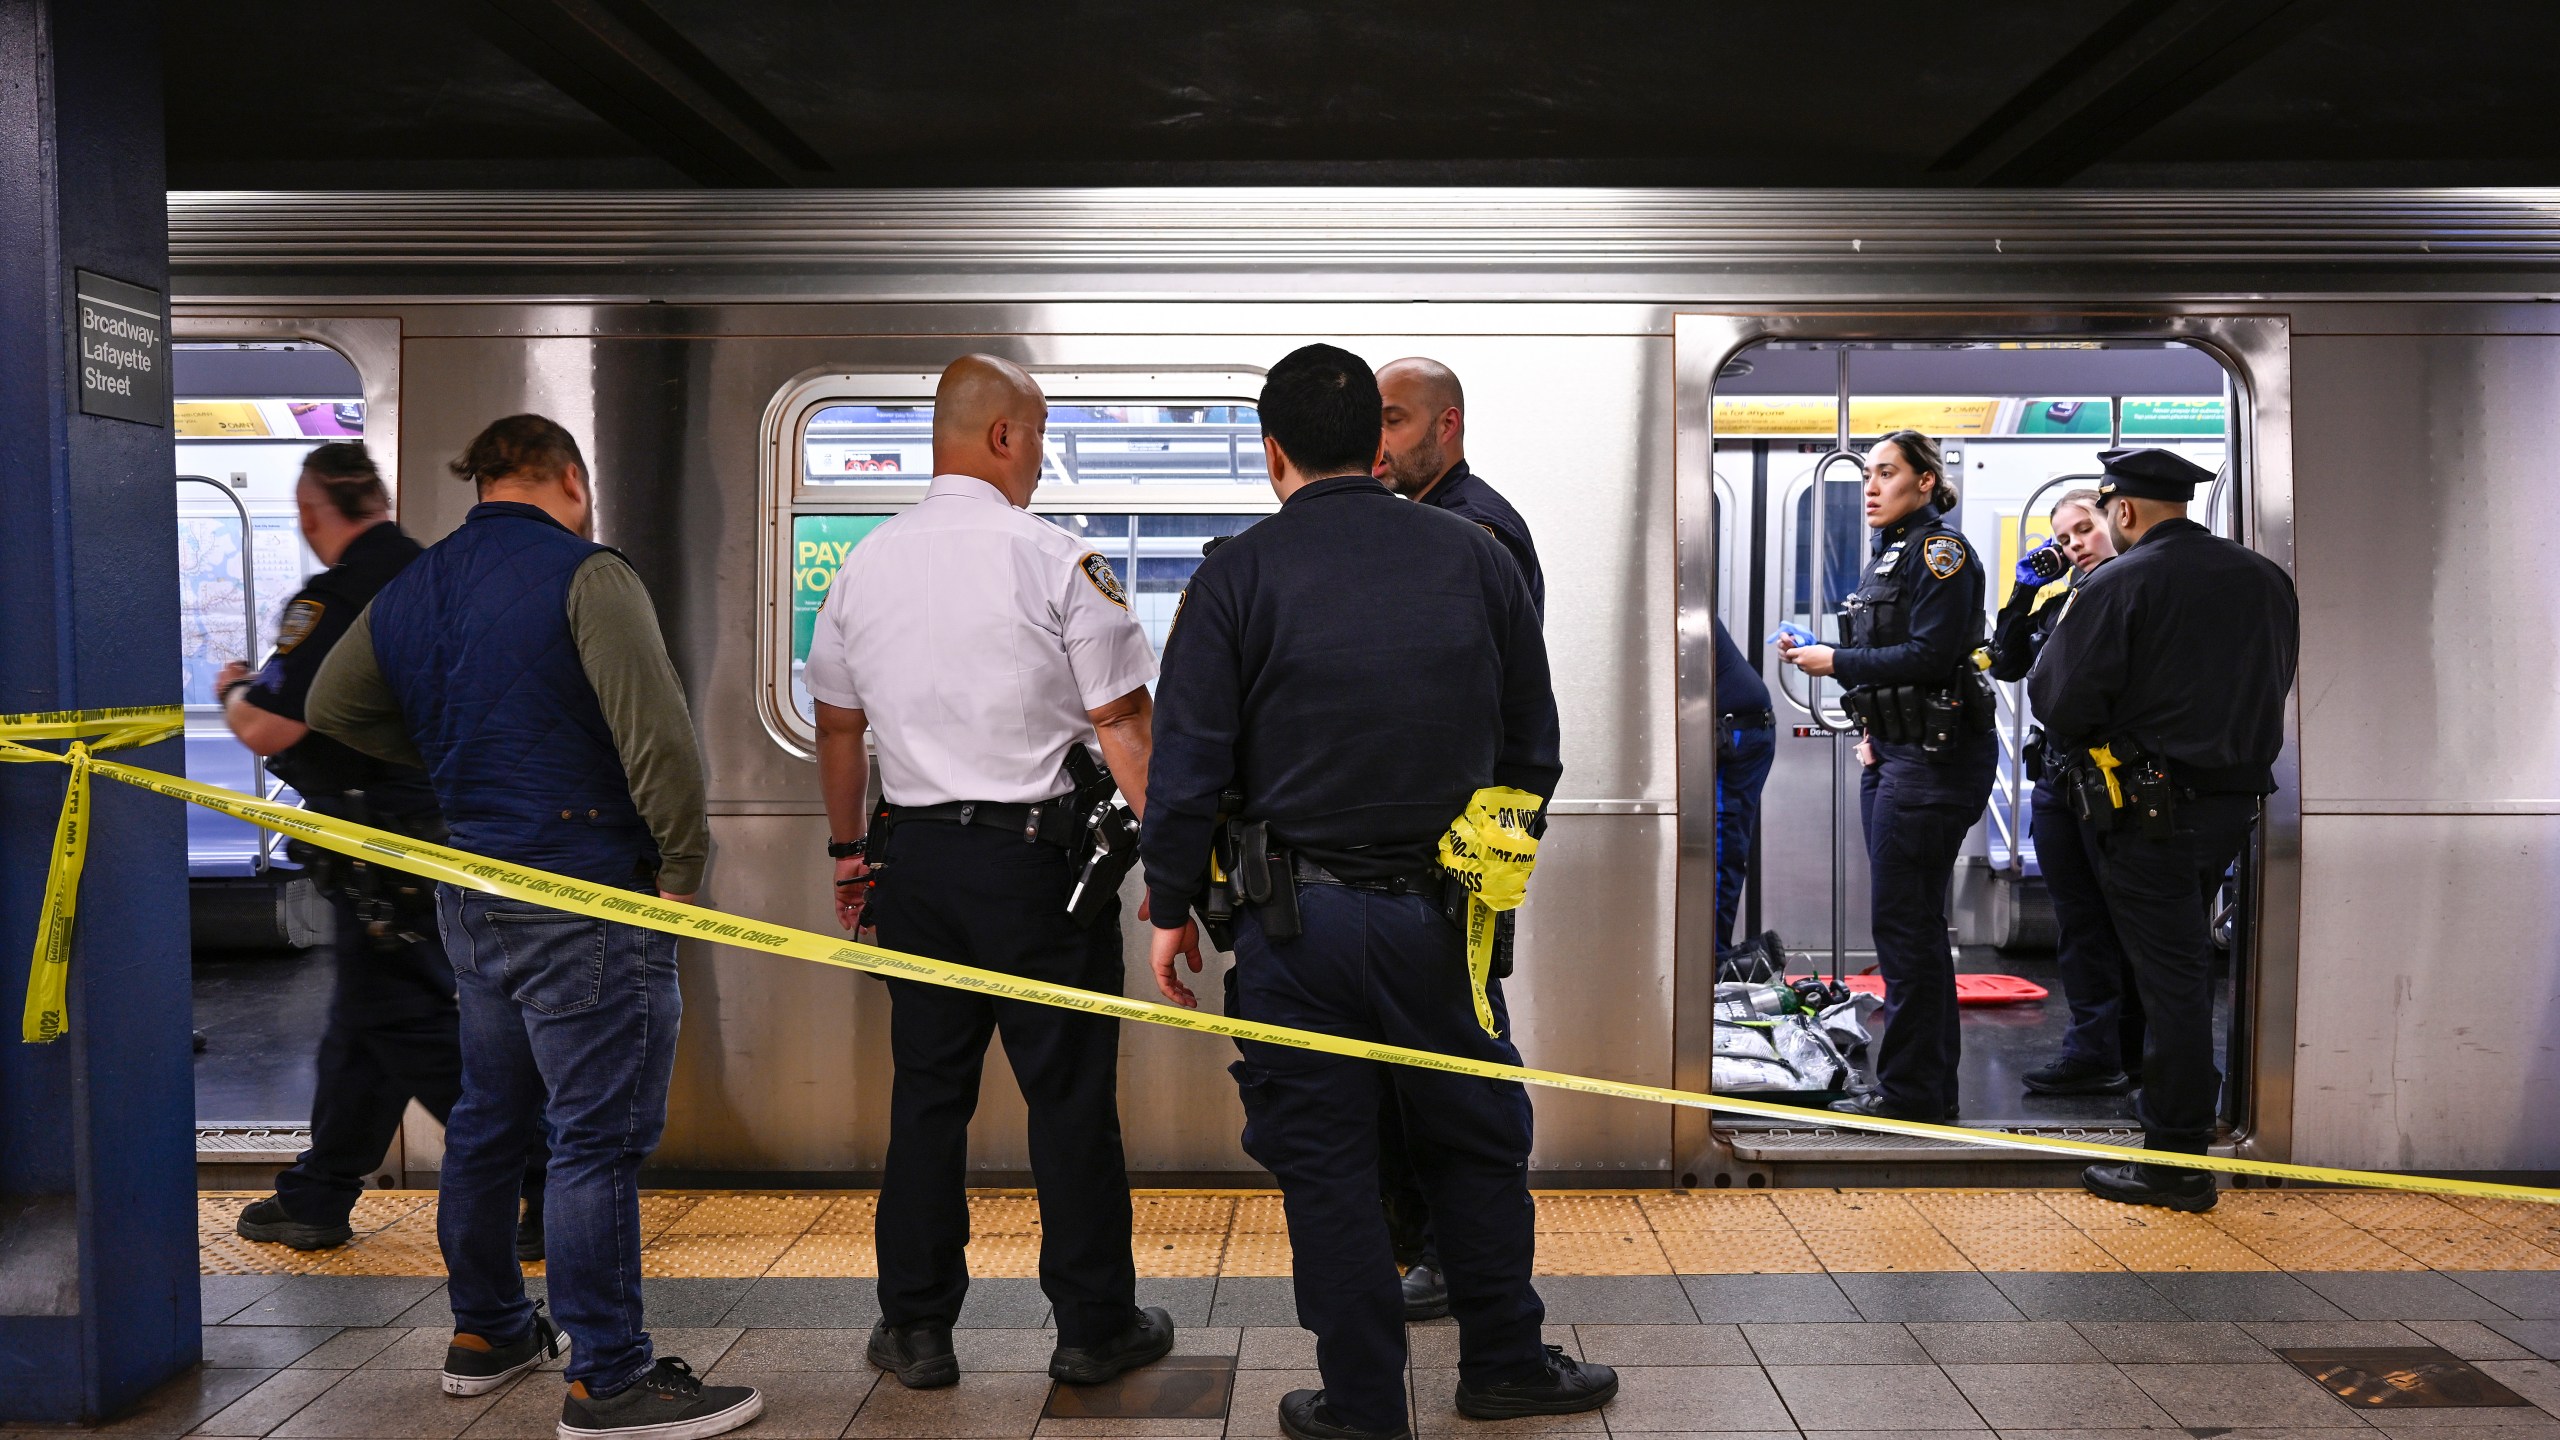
left=275, top=895, right=547, bottom=1226
left=2029, top=778, right=2145, bottom=1073
left=870, top=821, right=1138, bottom=1348
left=1230, top=885, right=1546, bottom=1436
left=2082, top=792, right=2256, bottom=1155
left=1859, top=742, right=1995, bottom=1119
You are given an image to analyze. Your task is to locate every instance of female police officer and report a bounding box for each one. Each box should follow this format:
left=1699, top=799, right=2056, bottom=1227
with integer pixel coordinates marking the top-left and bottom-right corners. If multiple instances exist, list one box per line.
left=1985, top=490, right=2141, bottom=1101
left=1779, top=430, right=1996, bottom=1122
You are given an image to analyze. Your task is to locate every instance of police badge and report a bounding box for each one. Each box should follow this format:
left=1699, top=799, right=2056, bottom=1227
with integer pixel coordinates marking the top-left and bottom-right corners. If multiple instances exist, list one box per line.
left=272, top=598, right=325, bottom=653
left=1923, top=536, right=1966, bottom=580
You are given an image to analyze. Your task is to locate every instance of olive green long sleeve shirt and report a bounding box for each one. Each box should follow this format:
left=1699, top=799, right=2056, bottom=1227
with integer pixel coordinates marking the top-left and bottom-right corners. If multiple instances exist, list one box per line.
left=307, top=551, right=712, bottom=894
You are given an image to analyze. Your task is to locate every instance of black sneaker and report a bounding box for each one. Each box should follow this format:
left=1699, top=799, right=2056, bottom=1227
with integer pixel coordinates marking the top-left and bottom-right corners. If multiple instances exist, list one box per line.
left=517, top=1212, right=546, bottom=1264
left=2083, top=1161, right=2218, bottom=1213
left=2024, top=1056, right=2135, bottom=1096
left=235, top=1196, right=352, bottom=1252
left=1453, top=1345, right=1618, bottom=1420
left=1400, top=1261, right=1448, bottom=1322
left=558, top=1358, right=761, bottom=1440
left=1278, top=1388, right=1411, bottom=1440
left=1050, top=1305, right=1175, bottom=1385
left=866, top=1319, right=957, bottom=1389
left=442, top=1302, right=564, bottom=1396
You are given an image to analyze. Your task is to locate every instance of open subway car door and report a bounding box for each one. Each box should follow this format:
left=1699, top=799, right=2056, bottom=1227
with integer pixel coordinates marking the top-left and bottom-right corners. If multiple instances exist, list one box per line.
left=1671, top=315, right=2297, bottom=1188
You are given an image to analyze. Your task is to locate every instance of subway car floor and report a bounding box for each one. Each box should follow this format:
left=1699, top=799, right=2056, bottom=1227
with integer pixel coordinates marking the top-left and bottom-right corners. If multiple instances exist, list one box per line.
left=162, top=1188, right=2560, bottom=1440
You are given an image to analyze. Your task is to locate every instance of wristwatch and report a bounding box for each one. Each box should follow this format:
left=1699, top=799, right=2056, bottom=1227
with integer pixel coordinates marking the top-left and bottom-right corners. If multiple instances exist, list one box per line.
left=827, top=837, right=866, bottom=860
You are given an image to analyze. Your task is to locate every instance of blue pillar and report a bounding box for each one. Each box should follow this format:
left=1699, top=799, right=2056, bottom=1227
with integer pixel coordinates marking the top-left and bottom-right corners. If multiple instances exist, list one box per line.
left=0, top=0, right=199, bottom=1422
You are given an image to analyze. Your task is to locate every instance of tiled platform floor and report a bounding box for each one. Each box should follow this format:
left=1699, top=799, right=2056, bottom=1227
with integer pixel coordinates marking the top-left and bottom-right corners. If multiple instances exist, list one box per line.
left=199, top=1189, right=2560, bottom=1280
left=31, top=1189, right=2560, bottom=1439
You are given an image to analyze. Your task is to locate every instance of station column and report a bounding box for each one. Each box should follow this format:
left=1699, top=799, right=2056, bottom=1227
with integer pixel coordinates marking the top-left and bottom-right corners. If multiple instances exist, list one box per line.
left=0, top=0, right=201, bottom=1421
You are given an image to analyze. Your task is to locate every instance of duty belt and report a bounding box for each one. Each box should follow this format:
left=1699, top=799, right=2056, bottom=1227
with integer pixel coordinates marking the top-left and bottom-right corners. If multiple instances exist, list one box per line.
left=1290, top=853, right=1462, bottom=912
left=1719, top=708, right=1775, bottom=729
left=882, top=797, right=1080, bottom=850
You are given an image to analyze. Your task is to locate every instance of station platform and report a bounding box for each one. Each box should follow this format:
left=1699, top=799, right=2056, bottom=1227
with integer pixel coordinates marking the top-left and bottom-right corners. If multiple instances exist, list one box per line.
left=67, top=1187, right=2560, bottom=1438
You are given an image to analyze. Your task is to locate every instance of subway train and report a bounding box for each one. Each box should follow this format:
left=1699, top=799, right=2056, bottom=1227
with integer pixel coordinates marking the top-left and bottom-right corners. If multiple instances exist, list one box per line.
left=167, top=189, right=2560, bottom=1190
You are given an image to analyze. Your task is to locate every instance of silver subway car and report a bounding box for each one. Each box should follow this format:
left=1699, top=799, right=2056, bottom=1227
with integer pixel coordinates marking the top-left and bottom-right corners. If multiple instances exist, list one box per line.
left=166, top=190, right=2560, bottom=1188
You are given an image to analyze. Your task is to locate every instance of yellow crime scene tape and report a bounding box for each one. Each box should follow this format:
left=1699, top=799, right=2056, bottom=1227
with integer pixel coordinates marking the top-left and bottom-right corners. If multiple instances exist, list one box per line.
left=7, top=704, right=2558, bottom=1207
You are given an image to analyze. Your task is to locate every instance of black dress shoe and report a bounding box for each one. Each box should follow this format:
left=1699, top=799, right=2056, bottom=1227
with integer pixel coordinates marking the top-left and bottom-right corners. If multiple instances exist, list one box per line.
left=2024, top=1056, right=2135, bottom=1096
left=235, top=1196, right=353, bottom=1251
left=867, top=1318, right=958, bottom=1389
left=1827, top=1093, right=1958, bottom=1123
left=1400, top=1260, right=1449, bottom=1322
left=516, top=1212, right=546, bottom=1264
left=2083, top=1161, right=2217, bottom=1213
left=1278, top=1388, right=1411, bottom=1440
left=1050, top=1305, right=1175, bottom=1385
left=1454, top=1345, right=1619, bottom=1420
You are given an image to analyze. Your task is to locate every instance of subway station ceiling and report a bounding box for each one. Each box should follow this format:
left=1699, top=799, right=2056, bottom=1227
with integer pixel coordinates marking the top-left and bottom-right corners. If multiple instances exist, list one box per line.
left=163, top=0, right=2559, bottom=190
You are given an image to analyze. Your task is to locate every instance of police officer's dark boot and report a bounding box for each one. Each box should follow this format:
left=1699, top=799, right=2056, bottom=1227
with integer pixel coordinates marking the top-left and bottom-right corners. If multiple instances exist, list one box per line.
left=2083, top=1160, right=2217, bottom=1213
left=1049, top=1305, right=1175, bottom=1385
left=866, top=1318, right=958, bottom=1389
left=1278, top=1389, right=1412, bottom=1440
left=1827, top=1092, right=1959, bottom=1124
left=1453, top=1344, right=1619, bottom=1420
left=235, top=1195, right=353, bottom=1251
left=2024, top=1054, right=2134, bottom=1096
left=515, top=1207, right=545, bottom=1264
left=1400, top=1259, right=1449, bottom=1321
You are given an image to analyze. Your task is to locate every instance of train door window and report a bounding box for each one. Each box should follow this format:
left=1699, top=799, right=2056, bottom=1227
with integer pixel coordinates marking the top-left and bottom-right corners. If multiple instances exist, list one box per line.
left=172, top=339, right=366, bottom=878
left=1713, top=339, right=2244, bottom=1134
left=760, top=370, right=1274, bottom=753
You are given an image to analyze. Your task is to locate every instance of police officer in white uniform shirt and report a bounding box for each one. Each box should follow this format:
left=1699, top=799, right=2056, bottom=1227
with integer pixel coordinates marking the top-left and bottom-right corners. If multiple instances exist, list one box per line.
left=805, top=355, right=1173, bottom=1393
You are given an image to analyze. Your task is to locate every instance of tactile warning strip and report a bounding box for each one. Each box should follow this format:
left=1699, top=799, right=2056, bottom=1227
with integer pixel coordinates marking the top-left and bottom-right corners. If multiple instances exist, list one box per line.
left=195, top=1186, right=2560, bottom=1279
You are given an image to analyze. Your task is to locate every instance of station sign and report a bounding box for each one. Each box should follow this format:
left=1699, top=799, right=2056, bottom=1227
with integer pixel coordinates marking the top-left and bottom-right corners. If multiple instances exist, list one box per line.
left=72, top=270, right=166, bottom=425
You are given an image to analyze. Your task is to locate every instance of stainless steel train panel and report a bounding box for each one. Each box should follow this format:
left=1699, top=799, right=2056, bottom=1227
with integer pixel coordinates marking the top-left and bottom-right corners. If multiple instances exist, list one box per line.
left=2291, top=813, right=2560, bottom=1171
left=383, top=321, right=1676, bottom=1176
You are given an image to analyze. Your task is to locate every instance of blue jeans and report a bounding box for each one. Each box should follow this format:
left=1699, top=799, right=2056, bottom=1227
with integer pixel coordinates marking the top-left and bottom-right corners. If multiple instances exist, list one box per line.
left=434, top=886, right=681, bottom=1394
left=1230, top=885, right=1546, bottom=1435
left=1715, top=723, right=1776, bottom=951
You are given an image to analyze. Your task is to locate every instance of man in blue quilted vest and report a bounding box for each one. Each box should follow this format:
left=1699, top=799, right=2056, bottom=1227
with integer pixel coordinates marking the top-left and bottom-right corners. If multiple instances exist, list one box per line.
left=308, top=415, right=760, bottom=1440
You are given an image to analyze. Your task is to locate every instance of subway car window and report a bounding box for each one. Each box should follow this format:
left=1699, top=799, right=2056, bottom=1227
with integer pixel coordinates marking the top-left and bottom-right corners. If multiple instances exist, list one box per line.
left=172, top=339, right=365, bottom=885
left=776, top=387, right=1272, bottom=735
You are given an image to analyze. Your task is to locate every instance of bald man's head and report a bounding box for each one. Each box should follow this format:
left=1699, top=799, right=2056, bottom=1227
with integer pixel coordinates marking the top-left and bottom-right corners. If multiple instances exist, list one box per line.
left=1374, top=357, right=1466, bottom=497
left=932, top=354, right=1049, bottom=505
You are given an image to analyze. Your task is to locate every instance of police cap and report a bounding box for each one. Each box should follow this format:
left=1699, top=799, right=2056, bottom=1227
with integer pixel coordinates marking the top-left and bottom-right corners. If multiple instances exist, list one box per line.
left=2094, top=447, right=2213, bottom=503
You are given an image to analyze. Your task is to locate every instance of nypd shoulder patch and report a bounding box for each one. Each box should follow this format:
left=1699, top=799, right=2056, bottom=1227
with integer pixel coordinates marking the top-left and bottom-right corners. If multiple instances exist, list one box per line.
left=1922, top=536, right=1967, bottom=580
left=273, top=598, right=325, bottom=654
left=1080, top=553, right=1130, bottom=609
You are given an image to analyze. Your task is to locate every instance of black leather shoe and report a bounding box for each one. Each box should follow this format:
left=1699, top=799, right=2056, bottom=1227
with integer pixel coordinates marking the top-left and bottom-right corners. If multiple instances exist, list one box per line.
left=1050, top=1305, right=1174, bottom=1385
left=2083, top=1161, right=2218, bottom=1213
left=2024, top=1056, right=2135, bottom=1096
left=235, top=1196, right=353, bottom=1251
left=866, top=1319, right=958, bottom=1389
left=1400, top=1261, right=1449, bottom=1322
left=1455, top=1345, right=1618, bottom=1420
left=1278, top=1388, right=1412, bottom=1440
left=1827, top=1093, right=1958, bottom=1123
left=517, top=1212, right=546, bottom=1264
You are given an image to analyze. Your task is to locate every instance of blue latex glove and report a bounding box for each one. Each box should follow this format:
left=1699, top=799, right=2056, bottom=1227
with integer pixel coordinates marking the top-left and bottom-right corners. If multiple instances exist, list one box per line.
left=1768, top=623, right=1817, bottom=648
left=2015, top=538, right=2069, bottom=590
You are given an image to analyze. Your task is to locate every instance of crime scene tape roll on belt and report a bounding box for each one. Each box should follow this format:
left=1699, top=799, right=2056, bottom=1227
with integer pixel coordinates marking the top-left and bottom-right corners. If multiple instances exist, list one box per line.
left=1437, top=785, right=1544, bottom=1038
left=8, top=704, right=2560, bottom=1208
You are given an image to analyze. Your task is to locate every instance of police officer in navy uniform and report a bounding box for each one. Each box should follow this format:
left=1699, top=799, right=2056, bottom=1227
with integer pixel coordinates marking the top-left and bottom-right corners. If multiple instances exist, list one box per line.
left=1985, top=489, right=2143, bottom=1101
left=1143, top=345, right=1612, bottom=1440
left=1779, top=430, right=1996, bottom=1122
left=215, top=441, right=545, bottom=1258
left=1369, top=356, right=1543, bottom=1320
left=2029, top=448, right=2298, bottom=1212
